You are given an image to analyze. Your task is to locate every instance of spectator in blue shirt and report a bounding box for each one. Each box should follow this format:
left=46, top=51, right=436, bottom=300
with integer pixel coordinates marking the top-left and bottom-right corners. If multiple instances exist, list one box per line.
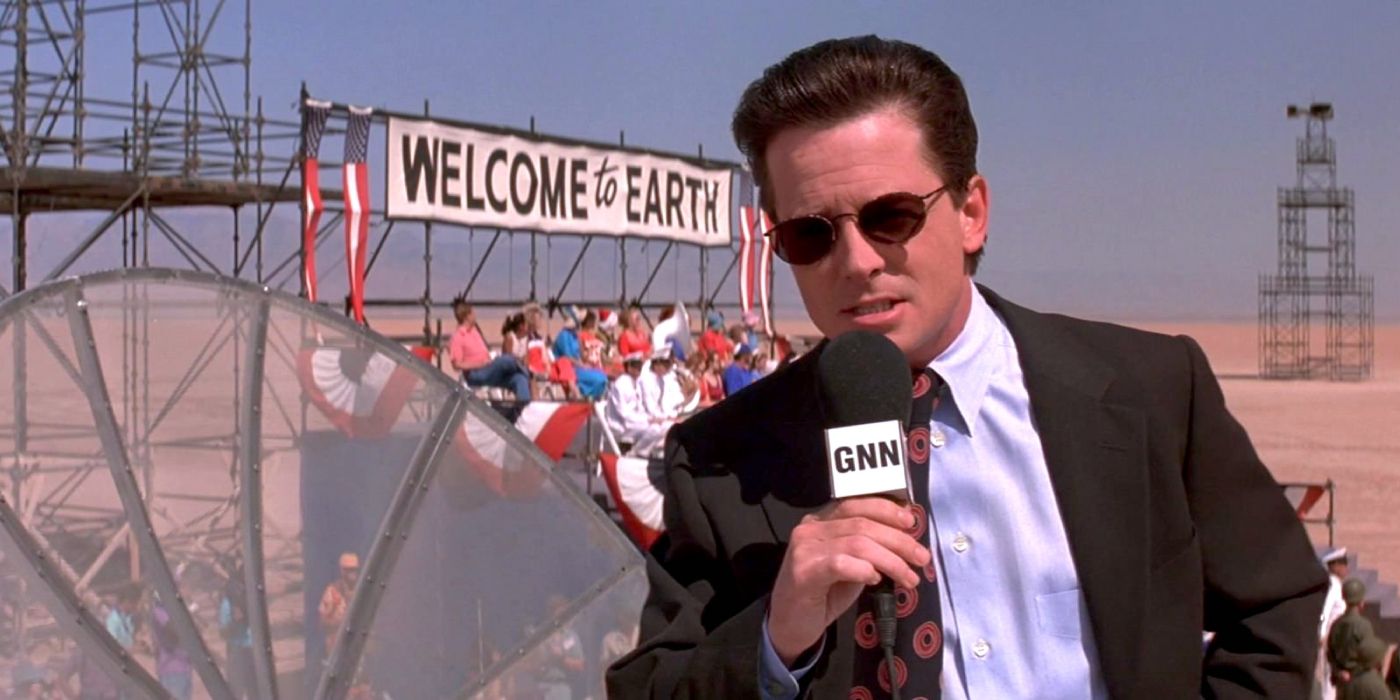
left=553, top=310, right=608, bottom=400
left=722, top=344, right=759, bottom=396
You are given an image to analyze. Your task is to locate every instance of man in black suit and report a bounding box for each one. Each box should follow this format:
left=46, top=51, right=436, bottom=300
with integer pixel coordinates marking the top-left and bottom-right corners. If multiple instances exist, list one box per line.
left=607, top=36, right=1326, bottom=699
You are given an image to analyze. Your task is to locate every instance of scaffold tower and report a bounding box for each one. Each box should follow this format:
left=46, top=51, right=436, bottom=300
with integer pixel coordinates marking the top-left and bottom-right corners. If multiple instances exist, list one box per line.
left=1259, top=102, right=1374, bottom=380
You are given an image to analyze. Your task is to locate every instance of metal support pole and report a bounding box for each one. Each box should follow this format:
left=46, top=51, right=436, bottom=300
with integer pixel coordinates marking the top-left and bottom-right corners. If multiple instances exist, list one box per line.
left=1326, top=478, right=1335, bottom=548
left=64, top=283, right=236, bottom=700
left=43, top=187, right=146, bottom=282
left=422, top=98, right=433, bottom=343
left=423, top=220, right=433, bottom=343
left=238, top=298, right=279, bottom=699
left=462, top=229, right=502, bottom=298
left=13, top=213, right=26, bottom=293
left=618, top=240, right=627, bottom=309
left=550, top=236, right=593, bottom=307
left=363, top=221, right=397, bottom=278
left=634, top=241, right=675, bottom=303
left=706, top=252, right=739, bottom=309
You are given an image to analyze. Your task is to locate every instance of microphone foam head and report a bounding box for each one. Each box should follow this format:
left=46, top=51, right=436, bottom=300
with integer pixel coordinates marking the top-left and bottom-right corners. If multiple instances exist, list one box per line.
left=817, top=331, right=913, bottom=429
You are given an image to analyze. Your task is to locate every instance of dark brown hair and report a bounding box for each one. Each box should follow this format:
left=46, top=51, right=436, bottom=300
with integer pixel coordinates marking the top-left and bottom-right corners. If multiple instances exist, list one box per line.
left=732, top=36, right=984, bottom=273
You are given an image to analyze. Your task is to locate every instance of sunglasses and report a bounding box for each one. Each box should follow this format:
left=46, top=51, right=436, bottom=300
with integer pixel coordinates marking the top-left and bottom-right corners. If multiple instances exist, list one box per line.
left=766, top=185, right=951, bottom=265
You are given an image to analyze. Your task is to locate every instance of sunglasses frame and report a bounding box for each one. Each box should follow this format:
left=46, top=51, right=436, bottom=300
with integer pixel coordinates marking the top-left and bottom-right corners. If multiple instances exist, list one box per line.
left=765, top=185, right=951, bottom=266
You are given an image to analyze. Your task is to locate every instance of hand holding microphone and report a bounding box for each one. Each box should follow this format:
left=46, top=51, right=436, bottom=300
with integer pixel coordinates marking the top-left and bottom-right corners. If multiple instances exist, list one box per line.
left=765, top=332, right=930, bottom=668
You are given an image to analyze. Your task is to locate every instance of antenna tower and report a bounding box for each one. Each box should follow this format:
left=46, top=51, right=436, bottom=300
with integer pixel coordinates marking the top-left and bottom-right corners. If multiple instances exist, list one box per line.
left=1258, top=102, right=1374, bottom=380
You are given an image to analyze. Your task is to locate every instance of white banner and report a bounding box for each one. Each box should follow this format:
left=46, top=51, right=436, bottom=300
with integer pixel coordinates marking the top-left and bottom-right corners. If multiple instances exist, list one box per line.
left=386, top=117, right=734, bottom=247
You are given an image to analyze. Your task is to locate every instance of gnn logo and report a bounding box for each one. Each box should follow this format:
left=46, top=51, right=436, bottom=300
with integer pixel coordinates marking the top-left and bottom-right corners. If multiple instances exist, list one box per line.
left=824, top=419, right=911, bottom=499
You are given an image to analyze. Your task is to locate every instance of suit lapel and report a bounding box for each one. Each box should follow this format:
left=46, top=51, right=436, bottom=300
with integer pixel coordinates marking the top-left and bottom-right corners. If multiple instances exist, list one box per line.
left=982, top=287, right=1149, bottom=699
left=756, top=348, right=830, bottom=543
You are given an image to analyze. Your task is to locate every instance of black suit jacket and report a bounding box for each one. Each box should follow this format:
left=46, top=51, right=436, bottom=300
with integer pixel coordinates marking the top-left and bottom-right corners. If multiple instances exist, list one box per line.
left=607, top=288, right=1327, bottom=699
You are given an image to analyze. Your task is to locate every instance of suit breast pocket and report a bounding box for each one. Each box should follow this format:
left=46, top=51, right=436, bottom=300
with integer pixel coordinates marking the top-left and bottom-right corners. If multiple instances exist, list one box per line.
left=1036, top=588, right=1088, bottom=640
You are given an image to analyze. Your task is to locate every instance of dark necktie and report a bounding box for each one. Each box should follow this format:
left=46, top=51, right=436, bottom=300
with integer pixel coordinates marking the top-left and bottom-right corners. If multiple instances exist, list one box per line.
left=850, top=368, right=945, bottom=700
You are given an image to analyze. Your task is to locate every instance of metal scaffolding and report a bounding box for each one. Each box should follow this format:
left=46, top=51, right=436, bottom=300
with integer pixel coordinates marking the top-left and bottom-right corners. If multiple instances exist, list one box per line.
left=1258, top=102, right=1374, bottom=380
left=0, top=0, right=298, bottom=692
left=1, top=2, right=747, bottom=694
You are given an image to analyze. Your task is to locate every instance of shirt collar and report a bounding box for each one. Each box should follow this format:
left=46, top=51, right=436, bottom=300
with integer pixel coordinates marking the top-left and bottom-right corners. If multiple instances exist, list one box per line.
left=927, top=283, right=1006, bottom=436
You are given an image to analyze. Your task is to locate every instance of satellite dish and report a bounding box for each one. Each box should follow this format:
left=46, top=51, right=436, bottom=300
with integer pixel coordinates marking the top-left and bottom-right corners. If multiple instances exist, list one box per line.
left=0, top=269, right=646, bottom=700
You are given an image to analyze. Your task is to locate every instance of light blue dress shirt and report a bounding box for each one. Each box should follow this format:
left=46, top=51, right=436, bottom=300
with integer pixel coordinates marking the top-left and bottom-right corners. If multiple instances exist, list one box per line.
left=760, top=284, right=1109, bottom=699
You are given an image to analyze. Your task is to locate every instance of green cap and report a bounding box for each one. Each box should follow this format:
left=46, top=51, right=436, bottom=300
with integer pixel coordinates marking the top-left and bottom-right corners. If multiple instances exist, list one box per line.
left=1342, top=578, right=1367, bottom=605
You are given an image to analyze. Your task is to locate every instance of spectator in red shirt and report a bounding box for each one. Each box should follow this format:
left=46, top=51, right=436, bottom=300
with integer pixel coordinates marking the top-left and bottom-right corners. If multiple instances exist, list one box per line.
left=617, top=305, right=653, bottom=359
left=696, top=309, right=732, bottom=364
left=450, top=299, right=531, bottom=413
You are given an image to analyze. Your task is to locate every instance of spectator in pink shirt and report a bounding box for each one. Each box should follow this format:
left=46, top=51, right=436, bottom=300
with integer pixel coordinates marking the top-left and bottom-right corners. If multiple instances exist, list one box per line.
left=450, top=298, right=531, bottom=416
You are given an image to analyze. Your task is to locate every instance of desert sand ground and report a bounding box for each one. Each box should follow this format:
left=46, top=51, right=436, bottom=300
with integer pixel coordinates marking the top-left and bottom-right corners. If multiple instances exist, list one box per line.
left=1133, top=321, right=1400, bottom=584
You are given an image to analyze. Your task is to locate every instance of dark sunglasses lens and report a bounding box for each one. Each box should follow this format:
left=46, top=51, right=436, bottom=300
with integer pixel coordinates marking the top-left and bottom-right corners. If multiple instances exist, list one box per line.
left=773, top=217, right=834, bottom=265
left=858, top=194, right=927, bottom=242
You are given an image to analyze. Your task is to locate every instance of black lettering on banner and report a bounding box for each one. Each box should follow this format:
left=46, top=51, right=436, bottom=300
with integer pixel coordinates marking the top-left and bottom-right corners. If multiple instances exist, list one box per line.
left=570, top=159, right=589, bottom=220
left=834, top=446, right=855, bottom=474
left=878, top=440, right=900, bottom=467
left=704, top=180, right=721, bottom=233
left=440, top=140, right=461, bottom=208
left=856, top=443, right=878, bottom=471
left=510, top=151, right=537, bottom=215
left=593, top=157, right=619, bottom=208
left=539, top=156, right=566, bottom=219
left=625, top=166, right=642, bottom=223
left=464, top=144, right=486, bottom=210
left=643, top=170, right=663, bottom=225
left=485, top=148, right=508, bottom=213
left=665, top=171, right=684, bottom=228
left=401, top=135, right=439, bottom=205
left=685, top=177, right=703, bottom=231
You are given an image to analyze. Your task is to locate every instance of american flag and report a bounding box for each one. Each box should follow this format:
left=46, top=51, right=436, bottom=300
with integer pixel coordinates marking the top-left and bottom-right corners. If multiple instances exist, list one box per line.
left=300, top=100, right=331, bottom=303
left=755, top=208, right=774, bottom=337
left=343, top=106, right=372, bottom=323
left=737, top=170, right=758, bottom=314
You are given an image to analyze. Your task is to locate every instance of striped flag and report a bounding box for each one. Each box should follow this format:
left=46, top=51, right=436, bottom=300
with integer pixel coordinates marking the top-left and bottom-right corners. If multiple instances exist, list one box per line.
left=1283, top=483, right=1328, bottom=519
left=300, top=100, right=331, bottom=302
left=295, top=345, right=420, bottom=439
left=738, top=207, right=755, bottom=314
left=452, top=401, right=595, bottom=498
left=737, top=172, right=758, bottom=314
left=755, top=209, right=774, bottom=336
left=343, top=106, right=373, bottom=324
left=599, top=453, right=664, bottom=550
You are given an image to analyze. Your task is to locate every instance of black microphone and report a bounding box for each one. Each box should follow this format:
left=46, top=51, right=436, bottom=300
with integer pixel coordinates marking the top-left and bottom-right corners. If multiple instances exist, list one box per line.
left=816, top=331, right=913, bottom=700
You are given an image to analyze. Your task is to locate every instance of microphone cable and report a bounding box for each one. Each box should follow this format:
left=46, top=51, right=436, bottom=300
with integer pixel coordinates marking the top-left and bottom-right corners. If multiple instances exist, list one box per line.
left=874, top=586, right=901, bottom=700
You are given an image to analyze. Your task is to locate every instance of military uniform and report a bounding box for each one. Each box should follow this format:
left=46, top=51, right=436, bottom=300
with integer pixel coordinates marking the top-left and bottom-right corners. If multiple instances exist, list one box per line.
left=1330, top=580, right=1377, bottom=694
left=1330, top=611, right=1375, bottom=677
left=1340, top=636, right=1392, bottom=700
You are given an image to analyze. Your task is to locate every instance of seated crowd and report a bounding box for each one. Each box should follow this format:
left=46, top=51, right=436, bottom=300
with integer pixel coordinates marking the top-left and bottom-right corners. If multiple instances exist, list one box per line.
left=447, top=297, right=792, bottom=456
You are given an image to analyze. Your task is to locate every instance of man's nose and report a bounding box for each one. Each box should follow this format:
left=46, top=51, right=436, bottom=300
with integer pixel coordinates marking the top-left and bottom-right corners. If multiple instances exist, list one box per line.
left=829, top=219, right=885, bottom=280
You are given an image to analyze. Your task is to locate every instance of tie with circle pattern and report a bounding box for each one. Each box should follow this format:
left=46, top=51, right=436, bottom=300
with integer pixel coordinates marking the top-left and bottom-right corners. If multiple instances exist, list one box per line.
left=849, top=368, right=944, bottom=700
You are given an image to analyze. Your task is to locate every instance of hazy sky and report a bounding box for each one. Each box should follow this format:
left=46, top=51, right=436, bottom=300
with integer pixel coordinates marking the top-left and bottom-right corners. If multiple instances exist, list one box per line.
left=13, top=1, right=1400, bottom=321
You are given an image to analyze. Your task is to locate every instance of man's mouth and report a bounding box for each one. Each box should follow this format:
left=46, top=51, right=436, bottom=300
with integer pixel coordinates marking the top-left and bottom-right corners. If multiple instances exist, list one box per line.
left=843, top=299, right=901, bottom=318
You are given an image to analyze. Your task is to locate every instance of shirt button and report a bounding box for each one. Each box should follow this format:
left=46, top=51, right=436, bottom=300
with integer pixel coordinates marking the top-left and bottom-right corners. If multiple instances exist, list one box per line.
left=973, top=638, right=991, bottom=658
left=952, top=533, right=970, bottom=553
left=930, top=429, right=946, bottom=448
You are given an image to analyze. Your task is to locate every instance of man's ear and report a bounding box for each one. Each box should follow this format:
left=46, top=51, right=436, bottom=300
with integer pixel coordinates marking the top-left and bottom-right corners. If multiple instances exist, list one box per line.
left=958, top=174, right=989, bottom=257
